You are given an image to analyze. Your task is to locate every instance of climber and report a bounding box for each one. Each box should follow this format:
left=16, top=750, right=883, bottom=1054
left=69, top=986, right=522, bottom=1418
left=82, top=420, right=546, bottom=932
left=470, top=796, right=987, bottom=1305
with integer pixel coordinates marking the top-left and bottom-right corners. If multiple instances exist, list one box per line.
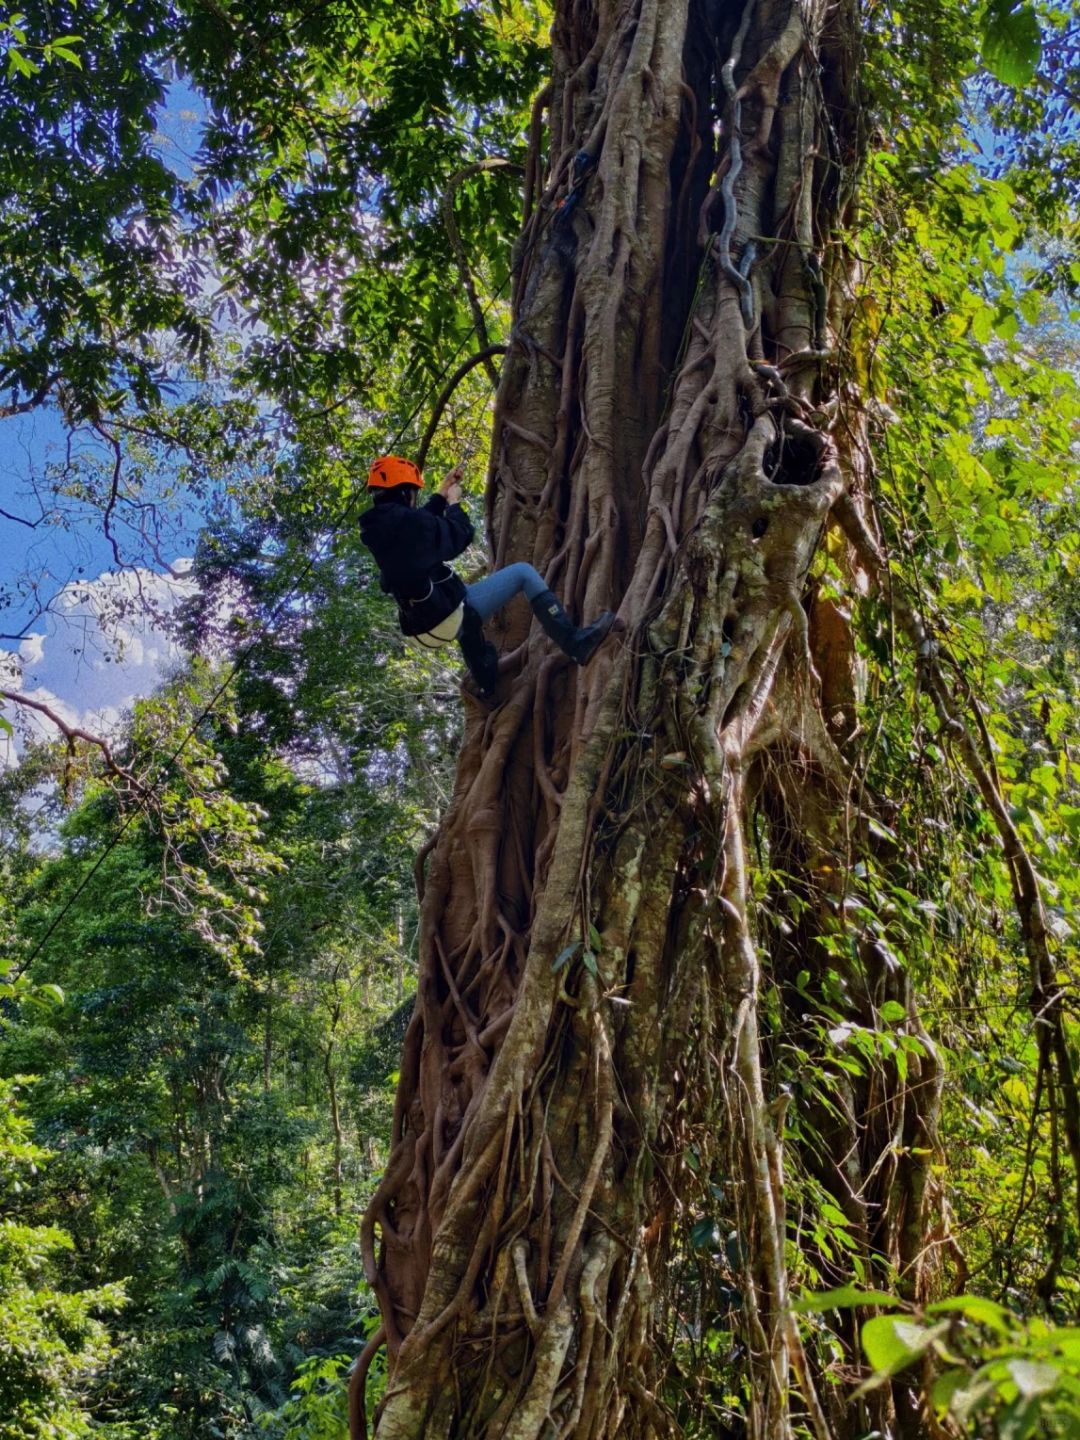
left=358, top=455, right=618, bottom=696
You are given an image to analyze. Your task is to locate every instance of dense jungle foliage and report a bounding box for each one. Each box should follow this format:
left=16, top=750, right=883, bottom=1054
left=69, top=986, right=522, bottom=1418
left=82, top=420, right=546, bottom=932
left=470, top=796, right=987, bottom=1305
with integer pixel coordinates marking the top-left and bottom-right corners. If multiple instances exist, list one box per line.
left=0, top=0, right=1078, bottom=1435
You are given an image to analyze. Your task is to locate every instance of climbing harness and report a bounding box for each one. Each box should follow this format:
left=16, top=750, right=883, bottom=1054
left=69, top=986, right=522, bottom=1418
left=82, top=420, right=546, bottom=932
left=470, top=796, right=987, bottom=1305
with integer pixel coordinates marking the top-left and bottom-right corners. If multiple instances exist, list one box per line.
left=551, top=149, right=596, bottom=232
left=410, top=605, right=465, bottom=649
left=396, top=573, right=467, bottom=649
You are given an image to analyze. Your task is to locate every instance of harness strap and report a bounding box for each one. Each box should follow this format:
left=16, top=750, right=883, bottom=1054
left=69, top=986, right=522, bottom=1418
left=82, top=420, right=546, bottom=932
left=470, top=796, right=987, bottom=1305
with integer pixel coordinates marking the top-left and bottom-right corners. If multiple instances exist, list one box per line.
left=396, top=571, right=458, bottom=607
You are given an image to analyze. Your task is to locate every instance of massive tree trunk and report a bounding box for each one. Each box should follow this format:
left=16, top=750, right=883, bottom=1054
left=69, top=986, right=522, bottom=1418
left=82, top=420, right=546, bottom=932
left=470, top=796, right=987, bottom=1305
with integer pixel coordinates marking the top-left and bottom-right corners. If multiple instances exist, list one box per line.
left=358, top=2, right=947, bottom=1436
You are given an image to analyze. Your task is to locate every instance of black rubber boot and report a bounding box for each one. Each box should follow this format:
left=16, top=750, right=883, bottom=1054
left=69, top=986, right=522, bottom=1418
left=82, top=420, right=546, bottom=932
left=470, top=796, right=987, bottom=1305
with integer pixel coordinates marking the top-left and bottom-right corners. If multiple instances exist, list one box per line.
left=457, top=603, right=499, bottom=696
left=530, top=588, right=617, bottom=665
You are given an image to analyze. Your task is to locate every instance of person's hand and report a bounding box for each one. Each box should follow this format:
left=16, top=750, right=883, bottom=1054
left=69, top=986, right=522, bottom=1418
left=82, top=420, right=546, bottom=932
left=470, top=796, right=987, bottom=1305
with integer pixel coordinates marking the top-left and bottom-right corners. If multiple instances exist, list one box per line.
left=438, top=464, right=465, bottom=504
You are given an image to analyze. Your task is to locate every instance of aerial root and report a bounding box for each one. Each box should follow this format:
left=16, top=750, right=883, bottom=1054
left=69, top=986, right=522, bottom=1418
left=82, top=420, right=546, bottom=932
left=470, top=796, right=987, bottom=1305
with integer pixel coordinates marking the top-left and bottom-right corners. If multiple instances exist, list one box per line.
left=784, top=590, right=821, bottom=689
left=554, top=1233, right=615, bottom=1439
left=348, top=1324, right=386, bottom=1440
left=512, top=1238, right=543, bottom=1337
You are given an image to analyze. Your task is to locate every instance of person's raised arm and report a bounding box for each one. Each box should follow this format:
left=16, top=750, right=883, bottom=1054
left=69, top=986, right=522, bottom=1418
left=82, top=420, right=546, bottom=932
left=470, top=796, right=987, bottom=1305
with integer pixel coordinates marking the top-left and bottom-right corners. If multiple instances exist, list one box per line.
left=421, top=463, right=473, bottom=557
left=437, top=464, right=464, bottom=506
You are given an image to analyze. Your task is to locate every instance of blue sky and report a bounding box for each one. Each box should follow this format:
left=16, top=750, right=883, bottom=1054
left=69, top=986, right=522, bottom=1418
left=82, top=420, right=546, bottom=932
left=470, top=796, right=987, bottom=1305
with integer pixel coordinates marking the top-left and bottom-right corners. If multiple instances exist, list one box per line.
left=0, top=75, right=209, bottom=626
left=0, top=79, right=212, bottom=751
left=0, top=404, right=206, bottom=642
left=0, top=73, right=210, bottom=616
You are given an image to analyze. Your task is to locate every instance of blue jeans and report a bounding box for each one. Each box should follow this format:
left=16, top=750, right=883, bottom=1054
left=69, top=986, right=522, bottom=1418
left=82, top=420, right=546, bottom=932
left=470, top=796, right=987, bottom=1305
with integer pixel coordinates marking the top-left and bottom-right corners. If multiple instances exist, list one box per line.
left=463, top=562, right=548, bottom=623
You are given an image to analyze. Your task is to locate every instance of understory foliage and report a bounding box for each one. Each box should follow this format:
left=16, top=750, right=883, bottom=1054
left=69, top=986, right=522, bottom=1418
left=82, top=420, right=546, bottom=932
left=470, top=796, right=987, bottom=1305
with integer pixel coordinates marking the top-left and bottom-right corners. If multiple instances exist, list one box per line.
left=0, top=0, right=1077, bottom=1438
left=0, top=635, right=445, bottom=1435
left=0, top=1075, right=122, bottom=1439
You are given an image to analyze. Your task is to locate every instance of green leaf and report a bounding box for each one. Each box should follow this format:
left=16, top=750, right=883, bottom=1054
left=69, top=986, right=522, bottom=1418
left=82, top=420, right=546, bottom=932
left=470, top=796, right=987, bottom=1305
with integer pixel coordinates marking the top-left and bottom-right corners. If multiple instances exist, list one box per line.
left=1006, top=1359, right=1060, bottom=1398
left=950, top=1377, right=1001, bottom=1422
left=981, top=1, right=1041, bottom=87
left=1018, top=290, right=1041, bottom=326
left=8, top=47, right=39, bottom=77
left=553, top=942, right=580, bottom=972
left=970, top=305, right=995, bottom=343
left=793, top=1285, right=904, bottom=1313
left=931, top=1368, right=971, bottom=1415
left=48, top=43, right=83, bottom=68
left=998, top=1396, right=1040, bottom=1440
left=690, top=1218, right=719, bottom=1251
left=878, top=1000, right=907, bottom=1023
left=867, top=815, right=898, bottom=844
left=588, top=922, right=602, bottom=951
left=1050, top=1328, right=1080, bottom=1361
left=859, top=1317, right=949, bottom=1386
left=0, top=715, right=12, bottom=737
left=926, top=1295, right=1012, bottom=1332
left=994, top=306, right=1020, bottom=341
left=581, top=949, right=598, bottom=977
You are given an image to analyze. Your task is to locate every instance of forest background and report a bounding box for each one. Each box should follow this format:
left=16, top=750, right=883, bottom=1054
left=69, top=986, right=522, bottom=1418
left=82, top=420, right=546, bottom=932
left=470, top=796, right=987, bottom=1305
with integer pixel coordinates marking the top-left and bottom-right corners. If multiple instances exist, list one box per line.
left=0, top=0, right=1078, bottom=1437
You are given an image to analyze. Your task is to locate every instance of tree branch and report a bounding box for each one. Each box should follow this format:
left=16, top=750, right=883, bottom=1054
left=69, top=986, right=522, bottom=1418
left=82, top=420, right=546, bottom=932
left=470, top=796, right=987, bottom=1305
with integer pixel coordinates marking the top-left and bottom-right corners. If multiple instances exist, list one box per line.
left=0, top=688, right=147, bottom=794
left=91, top=421, right=126, bottom=567
left=442, top=158, right=521, bottom=386
left=348, top=1323, right=386, bottom=1440
left=0, top=506, right=42, bottom=529
left=416, top=344, right=507, bottom=470
left=0, top=374, right=58, bottom=420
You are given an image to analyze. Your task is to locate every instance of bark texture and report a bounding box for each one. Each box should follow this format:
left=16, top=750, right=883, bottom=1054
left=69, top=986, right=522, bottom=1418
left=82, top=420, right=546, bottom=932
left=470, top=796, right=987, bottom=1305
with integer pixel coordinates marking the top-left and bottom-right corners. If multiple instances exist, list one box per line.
left=359, top=2, right=945, bottom=1436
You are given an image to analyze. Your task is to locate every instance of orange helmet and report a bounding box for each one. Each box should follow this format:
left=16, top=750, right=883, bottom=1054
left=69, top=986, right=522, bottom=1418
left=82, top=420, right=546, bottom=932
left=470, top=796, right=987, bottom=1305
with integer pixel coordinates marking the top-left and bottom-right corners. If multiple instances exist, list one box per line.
left=368, top=455, right=422, bottom=490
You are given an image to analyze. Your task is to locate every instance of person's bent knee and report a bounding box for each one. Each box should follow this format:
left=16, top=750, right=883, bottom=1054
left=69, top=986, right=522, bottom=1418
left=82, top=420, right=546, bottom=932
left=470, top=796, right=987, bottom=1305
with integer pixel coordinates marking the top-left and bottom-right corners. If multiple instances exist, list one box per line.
left=511, top=562, right=547, bottom=601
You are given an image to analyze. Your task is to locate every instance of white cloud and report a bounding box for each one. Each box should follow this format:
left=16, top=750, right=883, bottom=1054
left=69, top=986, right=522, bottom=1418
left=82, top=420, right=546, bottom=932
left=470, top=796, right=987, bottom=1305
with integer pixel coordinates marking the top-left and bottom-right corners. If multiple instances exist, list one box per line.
left=18, top=633, right=45, bottom=667
left=1, top=561, right=196, bottom=761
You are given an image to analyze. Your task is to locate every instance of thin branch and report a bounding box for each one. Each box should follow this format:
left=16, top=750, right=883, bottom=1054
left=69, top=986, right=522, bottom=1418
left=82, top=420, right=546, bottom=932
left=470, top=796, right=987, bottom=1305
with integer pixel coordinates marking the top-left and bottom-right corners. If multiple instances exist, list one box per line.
left=0, top=374, right=58, bottom=420
left=0, top=506, right=43, bottom=529
left=442, top=158, right=521, bottom=386
left=416, top=344, right=508, bottom=470
left=0, top=688, right=147, bottom=794
left=91, top=422, right=125, bottom=566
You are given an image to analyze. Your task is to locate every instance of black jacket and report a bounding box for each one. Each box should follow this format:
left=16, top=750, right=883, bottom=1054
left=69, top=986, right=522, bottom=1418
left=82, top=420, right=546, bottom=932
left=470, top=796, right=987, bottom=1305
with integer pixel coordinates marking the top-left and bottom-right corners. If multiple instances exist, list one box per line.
left=359, top=494, right=474, bottom=636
